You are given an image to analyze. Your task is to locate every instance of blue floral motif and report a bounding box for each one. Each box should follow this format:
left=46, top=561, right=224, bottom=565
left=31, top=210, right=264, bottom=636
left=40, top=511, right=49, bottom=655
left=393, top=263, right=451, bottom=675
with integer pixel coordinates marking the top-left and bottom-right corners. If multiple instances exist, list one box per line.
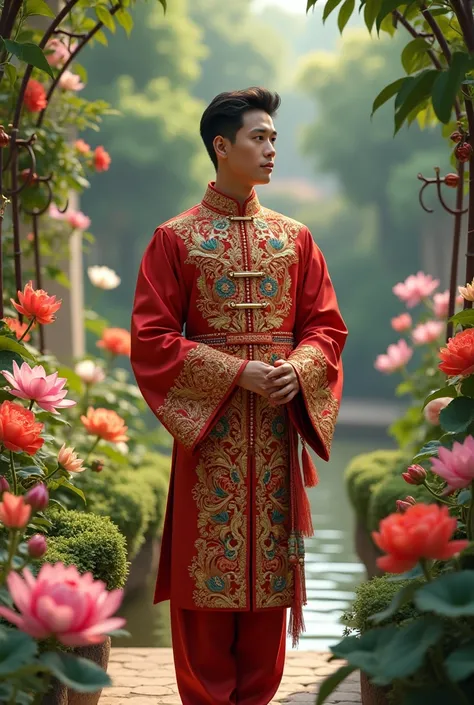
left=272, top=510, right=286, bottom=524
left=272, top=416, right=286, bottom=439
left=212, top=218, right=229, bottom=232
left=263, top=469, right=271, bottom=485
left=214, top=486, right=228, bottom=498
left=224, top=535, right=237, bottom=560
left=273, top=576, right=287, bottom=593
left=254, top=218, right=269, bottom=230
left=212, top=511, right=230, bottom=524
left=270, top=353, right=279, bottom=365
left=231, top=469, right=240, bottom=484
left=211, top=416, right=230, bottom=438
left=215, top=276, right=236, bottom=299
left=273, top=487, right=286, bottom=500
left=260, top=277, right=278, bottom=298
left=269, top=238, right=284, bottom=251
left=206, top=576, right=226, bottom=592
left=201, top=237, right=218, bottom=251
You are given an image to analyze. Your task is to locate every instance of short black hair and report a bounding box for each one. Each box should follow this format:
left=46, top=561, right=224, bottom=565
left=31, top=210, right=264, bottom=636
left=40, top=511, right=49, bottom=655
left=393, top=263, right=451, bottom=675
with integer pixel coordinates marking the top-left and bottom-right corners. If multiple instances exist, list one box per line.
left=200, top=87, right=281, bottom=169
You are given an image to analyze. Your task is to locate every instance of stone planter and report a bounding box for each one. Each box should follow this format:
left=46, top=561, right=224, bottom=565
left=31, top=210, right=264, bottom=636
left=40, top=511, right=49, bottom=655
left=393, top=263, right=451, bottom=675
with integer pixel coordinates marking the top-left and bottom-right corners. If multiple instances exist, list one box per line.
left=355, top=518, right=383, bottom=580
left=41, top=638, right=111, bottom=705
left=360, top=672, right=391, bottom=705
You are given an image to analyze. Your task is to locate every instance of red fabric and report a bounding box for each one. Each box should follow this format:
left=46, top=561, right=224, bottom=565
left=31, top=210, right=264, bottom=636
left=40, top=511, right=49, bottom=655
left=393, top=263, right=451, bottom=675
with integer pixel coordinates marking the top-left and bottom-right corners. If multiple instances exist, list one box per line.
left=170, top=603, right=286, bottom=705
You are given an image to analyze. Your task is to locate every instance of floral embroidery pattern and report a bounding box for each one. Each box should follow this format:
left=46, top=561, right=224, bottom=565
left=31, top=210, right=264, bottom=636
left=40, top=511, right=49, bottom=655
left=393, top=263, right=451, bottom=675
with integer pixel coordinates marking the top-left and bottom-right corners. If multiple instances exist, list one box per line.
left=215, top=277, right=236, bottom=299
left=156, top=344, right=243, bottom=450
left=289, top=344, right=340, bottom=455
left=260, top=276, right=278, bottom=298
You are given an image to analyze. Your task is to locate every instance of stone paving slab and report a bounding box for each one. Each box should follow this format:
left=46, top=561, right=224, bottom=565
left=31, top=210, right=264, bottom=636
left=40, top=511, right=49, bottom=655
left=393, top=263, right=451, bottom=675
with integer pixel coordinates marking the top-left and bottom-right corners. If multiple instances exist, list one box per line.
left=100, top=648, right=361, bottom=705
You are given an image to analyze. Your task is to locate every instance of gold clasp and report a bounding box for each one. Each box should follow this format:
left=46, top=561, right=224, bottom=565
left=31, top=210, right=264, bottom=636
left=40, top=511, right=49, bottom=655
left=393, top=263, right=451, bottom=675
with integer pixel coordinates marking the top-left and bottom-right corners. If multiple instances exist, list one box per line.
left=229, top=301, right=268, bottom=310
left=229, top=271, right=264, bottom=279
left=228, top=216, right=255, bottom=222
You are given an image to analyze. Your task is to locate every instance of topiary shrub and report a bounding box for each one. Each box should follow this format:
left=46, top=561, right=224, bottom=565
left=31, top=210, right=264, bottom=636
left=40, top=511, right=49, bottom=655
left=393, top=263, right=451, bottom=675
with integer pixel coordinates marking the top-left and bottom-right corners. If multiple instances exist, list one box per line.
left=136, top=452, right=171, bottom=537
left=367, top=474, right=434, bottom=534
left=43, top=509, right=128, bottom=590
left=345, top=450, right=408, bottom=522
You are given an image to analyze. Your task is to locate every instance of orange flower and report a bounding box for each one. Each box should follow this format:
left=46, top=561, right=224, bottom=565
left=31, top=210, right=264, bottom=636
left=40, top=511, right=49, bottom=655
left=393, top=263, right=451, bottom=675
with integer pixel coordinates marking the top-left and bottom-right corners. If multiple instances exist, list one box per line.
left=97, top=328, right=131, bottom=357
left=372, top=504, right=469, bottom=574
left=11, top=281, right=62, bottom=326
left=3, top=317, right=33, bottom=342
left=0, top=493, right=31, bottom=529
left=94, top=146, right=111, bottom=172
left=439, top=328, right=474, bottom=377
left=0, top=401, right=44, bottom=455
left=81, top=407, right=128, bottom=444
left=58, top=444, right=85, bottom=473
left=24, top=79, right=48, bottom=113
left=75, top=139, right=90, bottom=154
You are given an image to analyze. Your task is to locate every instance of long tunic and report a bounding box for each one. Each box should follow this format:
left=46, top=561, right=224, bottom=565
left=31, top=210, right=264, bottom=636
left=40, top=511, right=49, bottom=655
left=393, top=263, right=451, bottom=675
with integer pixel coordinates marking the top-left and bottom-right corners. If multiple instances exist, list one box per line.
left=131, top=183, right=347, bottom=616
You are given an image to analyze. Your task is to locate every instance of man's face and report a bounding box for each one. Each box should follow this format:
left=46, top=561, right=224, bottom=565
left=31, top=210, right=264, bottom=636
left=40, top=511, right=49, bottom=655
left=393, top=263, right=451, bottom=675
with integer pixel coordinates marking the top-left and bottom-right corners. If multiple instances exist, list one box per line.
left=216, top=109, right=277, bottom=186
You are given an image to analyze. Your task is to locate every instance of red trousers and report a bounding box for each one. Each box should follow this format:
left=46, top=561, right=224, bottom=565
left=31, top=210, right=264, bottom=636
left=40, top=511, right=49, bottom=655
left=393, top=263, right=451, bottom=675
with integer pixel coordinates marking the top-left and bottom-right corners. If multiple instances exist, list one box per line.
left=170, top=603, right=287, bottom=705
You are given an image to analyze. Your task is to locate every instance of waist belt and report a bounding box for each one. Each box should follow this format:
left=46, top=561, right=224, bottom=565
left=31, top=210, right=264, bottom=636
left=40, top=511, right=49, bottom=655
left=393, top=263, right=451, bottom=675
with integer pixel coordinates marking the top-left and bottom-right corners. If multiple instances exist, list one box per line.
left=188, top=332, right=294, bottom=346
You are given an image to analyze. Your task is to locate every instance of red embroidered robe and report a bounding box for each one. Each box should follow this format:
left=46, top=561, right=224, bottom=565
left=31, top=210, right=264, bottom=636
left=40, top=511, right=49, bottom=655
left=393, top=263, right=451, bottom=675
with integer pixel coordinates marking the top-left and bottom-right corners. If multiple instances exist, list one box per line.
left=131, top=183, right=347, bottom=621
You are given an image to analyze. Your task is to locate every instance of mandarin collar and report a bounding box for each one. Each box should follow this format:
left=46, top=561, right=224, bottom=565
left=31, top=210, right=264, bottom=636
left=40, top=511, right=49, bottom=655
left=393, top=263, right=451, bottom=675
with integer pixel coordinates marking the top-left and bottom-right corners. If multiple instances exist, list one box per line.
left=201, top=182, right=261, bottom=217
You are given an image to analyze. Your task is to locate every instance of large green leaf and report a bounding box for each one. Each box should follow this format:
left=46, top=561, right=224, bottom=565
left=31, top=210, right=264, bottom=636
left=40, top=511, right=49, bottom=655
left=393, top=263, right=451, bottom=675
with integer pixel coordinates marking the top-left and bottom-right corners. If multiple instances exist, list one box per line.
left=25, top=0, right=55, bottom=17
left=401, top=38, right=432, bottom=75
left=450, top=309, right=474, bottom=328
left=337, top=0, right=355, bottom=32
left=376, top=0, right=414, bottom=32
left=423, top=385, right=458, bottom=408
left=116, top=8, right=134, bottom=35
left=157, top=0, right=167, bottom=9
left=330, top=627, right=397, bottom=674
left=371, top=77, right=405, bottom=116
left=445, top=641, right=474, bottom=682
left=415, top=571, right=474, bottom=617
left=461, top=375, right=474, bottom=398
left=439, top=396, right=474, bottom=433
left=61, top=480, right=86, bottom=504
left=0, top=350, right=24, bottom=374
left=39, top=652, right=111, bottom=692
left=95, top=6, right=116, bottom=33
left=432, top=52, right=470, bottom=124
left=323, top=0, right=344, bottom=21
left=316, top=664, right=358, bottom=704
left=370, top=582, right=419, bottom=624
left=0, top=627, right=37, bottom=675
left=413, top=440, right=441, bottom=462
left=394, top=69, right=438, bottom=133
left=2, top=40, right=54, bottom=78
left=0, top=335, right=37, bottom=363
left=307, top=0, right=318, bottom=8
left=364, top=0, right=383, bottom=32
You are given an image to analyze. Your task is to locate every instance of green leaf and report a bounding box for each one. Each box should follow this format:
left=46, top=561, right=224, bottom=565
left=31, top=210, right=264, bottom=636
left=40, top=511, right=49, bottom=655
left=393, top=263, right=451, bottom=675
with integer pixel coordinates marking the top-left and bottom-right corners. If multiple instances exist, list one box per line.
left=364, top=0, right=383, bottom=32
left=0, top=627, right=37, bottom=675
left=330, top=628, right=397, bottom=674
left=376, top=0, right=413, bottom=32
left=415, top=571, right=474, bottom=617
left=371, top=78, right=405, bottom=116
left=39, top=652, right=111, bottom=692
left=0, top=350, right=23, bottom=374
left=337, top=0, right=355, bottom=33
left=157, top=0, right=167, bottom=9
left=0, top=335, right=37, bottom=363
left=323, top=0, right=344, bottom=21
left=116, top=9, right=134, bottom=35
left=395, top=70, right=438, bottom=134
left=450, top=309, right=474, bottom=327
left=413, top=440, right=441, bottom=462
left=375, top=617, right=443, bottom=684
left=401, top=38, right=432, bottom=75
left=3, top=40, right=54, bottom=79
left=439, top=396, right=474, bottom=433
left=56, top=366, right=84, bottom=395
left=94, top=30, right=108, bottom=46
left=61, top=480, right=86, bottom=504
left=95, top=6, right=116, bottom=33
left=457, top=488, right=471, bottom=506
left=461, top=375, right=474, bottom=398
left=403, top=686, right=462, bottom=705
left=432, top=52, right=470, bottom=124
left=370, top=582, right=419, bottom=624
left=445, top=640, right=474, bottom=682
left=316, top=664, right=358, bottom=704
left=423, top=385, right=458, bottom=408
left=4, top=64, right=17, bottom=87
left=25, top=0, right=55, bottom=17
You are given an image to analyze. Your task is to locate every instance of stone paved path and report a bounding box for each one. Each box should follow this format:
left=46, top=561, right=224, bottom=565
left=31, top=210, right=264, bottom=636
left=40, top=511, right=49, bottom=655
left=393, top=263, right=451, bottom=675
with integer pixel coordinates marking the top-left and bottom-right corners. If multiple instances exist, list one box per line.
left=101, top=648, right=361, bottom=705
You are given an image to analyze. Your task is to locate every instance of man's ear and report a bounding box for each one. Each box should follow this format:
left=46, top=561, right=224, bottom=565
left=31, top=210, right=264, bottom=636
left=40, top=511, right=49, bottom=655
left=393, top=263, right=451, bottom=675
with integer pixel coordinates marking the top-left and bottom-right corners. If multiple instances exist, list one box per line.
left=213, top=136, right=228, bottom=160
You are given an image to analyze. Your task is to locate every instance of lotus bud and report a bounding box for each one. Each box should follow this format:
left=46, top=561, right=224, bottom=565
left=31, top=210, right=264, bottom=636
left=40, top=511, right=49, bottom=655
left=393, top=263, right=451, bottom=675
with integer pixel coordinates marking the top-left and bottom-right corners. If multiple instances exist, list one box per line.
left=402, top=464, right=427, bottom=486
left=25, top=483, right=49, bottom=511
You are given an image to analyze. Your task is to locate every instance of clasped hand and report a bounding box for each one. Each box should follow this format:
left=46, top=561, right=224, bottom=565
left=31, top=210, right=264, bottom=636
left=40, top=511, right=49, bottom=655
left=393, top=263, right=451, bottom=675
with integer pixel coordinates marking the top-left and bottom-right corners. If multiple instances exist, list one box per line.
left=238, top=359, right=300, bottom=405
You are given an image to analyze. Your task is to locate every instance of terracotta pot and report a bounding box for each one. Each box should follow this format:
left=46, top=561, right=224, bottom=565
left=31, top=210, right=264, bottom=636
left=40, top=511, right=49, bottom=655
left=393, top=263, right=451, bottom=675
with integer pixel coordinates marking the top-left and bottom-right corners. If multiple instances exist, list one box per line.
left=41, top=679, right=67, bottom=705
left=354, top=518, right=383, bottom=580
left=360, top=672, right=391, bottom=705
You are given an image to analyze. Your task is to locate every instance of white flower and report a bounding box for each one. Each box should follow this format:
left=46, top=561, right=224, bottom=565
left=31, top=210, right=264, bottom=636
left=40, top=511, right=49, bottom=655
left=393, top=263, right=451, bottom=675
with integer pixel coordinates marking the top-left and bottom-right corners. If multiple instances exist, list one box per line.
left=59, top=70, right=84, bottom=92
left=87, top=265, right=121, bottom=290
left=116, top=442, right=129, bottom=456
left=75, top=360, right=105, bottom=385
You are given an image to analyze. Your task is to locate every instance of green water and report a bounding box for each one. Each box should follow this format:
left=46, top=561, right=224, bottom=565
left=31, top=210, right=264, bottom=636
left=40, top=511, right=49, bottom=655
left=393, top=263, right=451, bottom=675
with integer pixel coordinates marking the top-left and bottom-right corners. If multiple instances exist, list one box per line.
left=114, top=429, right=392, bottom=650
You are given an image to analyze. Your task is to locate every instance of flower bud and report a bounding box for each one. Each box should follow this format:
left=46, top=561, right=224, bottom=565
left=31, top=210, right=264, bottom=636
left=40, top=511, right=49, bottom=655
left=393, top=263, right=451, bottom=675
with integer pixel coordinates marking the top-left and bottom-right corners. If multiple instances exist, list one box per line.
left=0, top=126, right=10, bottom=148
left=444, top=173, right=460, bottom=188
left=450, top=130, right=463, bottom=143
left=25, top=483, right=49, bottom=511
left=405, top=496, right=417, bottom=505
left=402, top=464, right=427, bottom=486
left=91, top=459, right=104, bottom=473
left=27, top=534, right=47, bottom=558
left=396, top=499, right=412, bottom=513
left=455, top=143, right=473, bottom=163
left=0, top=476, right=10, bottom=496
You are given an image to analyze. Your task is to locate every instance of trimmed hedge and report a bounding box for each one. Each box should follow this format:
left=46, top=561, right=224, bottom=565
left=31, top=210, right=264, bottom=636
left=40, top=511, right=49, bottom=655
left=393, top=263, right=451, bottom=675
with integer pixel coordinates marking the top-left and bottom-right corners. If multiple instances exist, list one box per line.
left=367, top=474, right=433, bottom=534
left=345, top=450, right=408, bottom=521
left=43, top=508, right=128, bottom=590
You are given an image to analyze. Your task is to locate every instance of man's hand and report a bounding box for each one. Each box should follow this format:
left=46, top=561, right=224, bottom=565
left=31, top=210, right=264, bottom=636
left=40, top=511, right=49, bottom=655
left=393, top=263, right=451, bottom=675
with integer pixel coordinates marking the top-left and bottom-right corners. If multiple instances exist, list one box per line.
left=238, top=361, right=275, bottom=397
left=265, top=359, right=300, bottom=405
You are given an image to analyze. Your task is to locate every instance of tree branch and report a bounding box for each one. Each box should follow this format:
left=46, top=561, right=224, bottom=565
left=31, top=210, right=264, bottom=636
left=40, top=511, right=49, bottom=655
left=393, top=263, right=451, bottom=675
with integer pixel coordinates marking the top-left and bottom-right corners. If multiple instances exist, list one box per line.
left=420, top=5, right=452, bottom=63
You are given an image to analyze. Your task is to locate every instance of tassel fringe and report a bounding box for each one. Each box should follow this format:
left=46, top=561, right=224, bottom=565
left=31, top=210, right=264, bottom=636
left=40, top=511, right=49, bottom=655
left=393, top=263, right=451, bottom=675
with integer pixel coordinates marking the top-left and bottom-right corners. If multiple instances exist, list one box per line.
left=288, top=547, right=307, bottom=648
left=302, top=442, right=319, bottom=488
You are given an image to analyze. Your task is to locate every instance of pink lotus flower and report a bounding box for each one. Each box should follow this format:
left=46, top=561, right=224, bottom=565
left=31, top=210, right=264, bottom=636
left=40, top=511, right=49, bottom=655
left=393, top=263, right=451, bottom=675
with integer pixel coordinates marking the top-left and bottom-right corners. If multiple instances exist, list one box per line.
left=59, top=70, right=84, bottom=92
left=374, top=340, right=413, bottom=374
left=393, top=272, right=440, bottom=308
left=424, top=397, right=453, bottom=425
left=430, top=435, right=474, bottom=489
left=1, top=361, right=76, bottom=414
left=412, top=320, right=444, bottom=345
left=0, top=562, right=125, bottom=646
left=391, top=313, right=412, bottom=332
left=433, top=291, right=450, bottom=318
left=45, top=39, right=71, bottom=67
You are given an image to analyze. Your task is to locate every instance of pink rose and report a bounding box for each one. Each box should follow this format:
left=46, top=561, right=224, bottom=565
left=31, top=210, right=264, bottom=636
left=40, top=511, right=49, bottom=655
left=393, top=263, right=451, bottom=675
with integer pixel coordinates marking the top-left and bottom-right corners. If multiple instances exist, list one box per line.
left=391, top=313, right=412, bottom=332
left=393, top=272, right=440, bottom=308
left=412, top=320, right=444, bottom=346
left=66, top=210, right=91, bottom=231
left=58, top=70, right=84, bottom=92
left=433, top=291, right=450, bottom=318
left=374, top=339, right=413, bottom=374
left=424, top=397, right=453, bottom=425
left=45, top=39, right=71, bottom=68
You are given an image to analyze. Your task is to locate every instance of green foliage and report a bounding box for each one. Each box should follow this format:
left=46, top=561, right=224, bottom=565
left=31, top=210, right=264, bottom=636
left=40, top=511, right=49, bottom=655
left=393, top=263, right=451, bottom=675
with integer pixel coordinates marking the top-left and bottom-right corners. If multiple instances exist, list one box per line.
left=43, top=509, right=128, bottom=590
left=345, top=449, right=407, bottom=520
left=367, top=473, right=433, bottom=533
left=347, top=574, right=422, bottom=633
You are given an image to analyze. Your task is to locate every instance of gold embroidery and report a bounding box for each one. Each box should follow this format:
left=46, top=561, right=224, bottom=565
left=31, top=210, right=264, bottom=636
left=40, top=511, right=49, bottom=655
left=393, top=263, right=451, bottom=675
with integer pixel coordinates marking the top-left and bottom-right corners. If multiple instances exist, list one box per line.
left=156, top=344, right=243, bottom=450
left=189, top=387, right=248, bottom=608
left=289, top=344, right=340, bottom=455
left=202, top=184, right=261, bottom=217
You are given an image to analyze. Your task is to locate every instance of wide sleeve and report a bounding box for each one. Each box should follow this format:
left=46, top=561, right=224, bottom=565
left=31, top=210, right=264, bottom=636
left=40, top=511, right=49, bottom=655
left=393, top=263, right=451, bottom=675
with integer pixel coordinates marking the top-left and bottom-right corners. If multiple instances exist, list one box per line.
left=287, top=227, right=348, bottom=461
left=131, top=227, right=248, bottom=453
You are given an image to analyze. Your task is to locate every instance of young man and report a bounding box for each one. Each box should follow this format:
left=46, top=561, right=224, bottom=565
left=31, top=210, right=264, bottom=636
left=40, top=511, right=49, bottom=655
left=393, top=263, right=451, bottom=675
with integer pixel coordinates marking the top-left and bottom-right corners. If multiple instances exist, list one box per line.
left=131, top=87, right=347, bottom=705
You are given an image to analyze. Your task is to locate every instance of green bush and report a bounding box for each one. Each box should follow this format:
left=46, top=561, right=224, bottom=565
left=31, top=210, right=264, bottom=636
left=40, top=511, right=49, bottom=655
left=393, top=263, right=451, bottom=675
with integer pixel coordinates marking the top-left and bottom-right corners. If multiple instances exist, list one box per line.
left=43, top=509, right=128, bottom=590
left=367, top=474, right=433, bottom=534
left=137, top=452, right=171, bottom=536
left=345, top=450, right=408, bottom=521
left=346, top=574, right=422, bottom=634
